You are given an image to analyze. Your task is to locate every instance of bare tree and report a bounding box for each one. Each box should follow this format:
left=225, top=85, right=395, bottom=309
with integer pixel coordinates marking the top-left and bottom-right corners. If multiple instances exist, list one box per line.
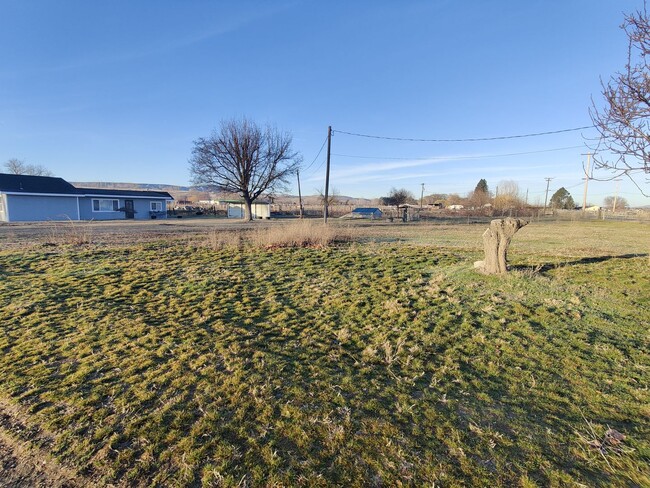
left=603, top=195, right=629, bottom=210
left=493, top=180, right=524, bottom=212
left=4, top=158, right=53, bottom=176
left=381, top=188, right=414, bottom=221
left=189, top=118, right=301, bottom=220
left=444, top=193, right=465, bottom=207
left=589, top=2, right=650, bottom=194
left=316, top=186, right=340, bottom=215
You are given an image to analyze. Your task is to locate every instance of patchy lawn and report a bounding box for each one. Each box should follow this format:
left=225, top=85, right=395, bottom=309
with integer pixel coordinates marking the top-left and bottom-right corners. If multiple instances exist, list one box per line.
left=0, top=220, right=648, bottom=486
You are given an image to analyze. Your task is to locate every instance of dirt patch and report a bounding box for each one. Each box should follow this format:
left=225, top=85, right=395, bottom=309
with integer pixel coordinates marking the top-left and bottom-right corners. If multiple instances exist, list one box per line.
left=0, top=402, right=83, bottom=488
left=0, top=435, right=80, bottom=488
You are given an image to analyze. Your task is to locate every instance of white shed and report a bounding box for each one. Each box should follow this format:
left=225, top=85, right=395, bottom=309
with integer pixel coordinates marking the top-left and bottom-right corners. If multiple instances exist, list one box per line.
left=223, top=200, right=271, bottom=219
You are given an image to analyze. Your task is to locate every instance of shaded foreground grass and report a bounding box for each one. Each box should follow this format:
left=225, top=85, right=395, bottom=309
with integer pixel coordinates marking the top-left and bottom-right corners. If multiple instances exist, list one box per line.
left=0, top=221, right=649, bottom=486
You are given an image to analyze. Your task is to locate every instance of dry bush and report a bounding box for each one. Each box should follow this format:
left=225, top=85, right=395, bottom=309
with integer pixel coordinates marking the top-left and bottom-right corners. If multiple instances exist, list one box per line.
left=203, top=220, right=352, bottom=250
left=204, top=229, right=245, bottom=250
left=250, top=220, right=351, bottom=249
left=45, top=219, right=93, bottom=246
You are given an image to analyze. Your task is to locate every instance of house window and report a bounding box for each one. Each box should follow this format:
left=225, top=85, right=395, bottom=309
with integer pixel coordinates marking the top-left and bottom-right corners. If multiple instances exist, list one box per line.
left=92, top=199, right=119, bottom=212
left=150, top=201, right=163, bottom=212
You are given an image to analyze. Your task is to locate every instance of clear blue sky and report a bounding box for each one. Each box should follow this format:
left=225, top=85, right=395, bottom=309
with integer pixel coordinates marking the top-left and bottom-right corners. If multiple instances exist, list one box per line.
left=2, top=0, right=648, bottom=206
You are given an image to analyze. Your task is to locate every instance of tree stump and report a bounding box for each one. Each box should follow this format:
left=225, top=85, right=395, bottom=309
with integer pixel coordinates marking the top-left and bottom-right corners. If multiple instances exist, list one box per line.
left=474, top=218, right=528, bottom=274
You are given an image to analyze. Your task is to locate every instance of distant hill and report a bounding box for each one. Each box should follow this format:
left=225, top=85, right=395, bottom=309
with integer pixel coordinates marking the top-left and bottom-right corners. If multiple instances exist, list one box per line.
left=71, top=182, right=191, bottom=192
left=70, top=183, right=375, bottom=204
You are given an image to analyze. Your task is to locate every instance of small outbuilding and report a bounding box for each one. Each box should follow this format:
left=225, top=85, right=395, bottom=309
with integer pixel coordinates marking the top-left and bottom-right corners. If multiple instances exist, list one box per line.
left=222, top=200, right=271, bottom=219
left=350, top=207, right=383, bottom=219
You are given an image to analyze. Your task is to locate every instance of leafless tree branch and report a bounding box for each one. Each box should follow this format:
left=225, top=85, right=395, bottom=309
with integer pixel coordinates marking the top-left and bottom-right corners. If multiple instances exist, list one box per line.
left=189, top=118, right=301, bottom=220
left=589, top=2, right=650, bottom=195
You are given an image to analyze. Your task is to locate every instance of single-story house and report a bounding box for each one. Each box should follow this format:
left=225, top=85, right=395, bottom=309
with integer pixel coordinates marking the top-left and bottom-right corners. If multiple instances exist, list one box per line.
left=221, top=200, right=271, bottom=219
left=0, top=173, right=173, bottom=222
left=350, top=207, right=383, bottom=219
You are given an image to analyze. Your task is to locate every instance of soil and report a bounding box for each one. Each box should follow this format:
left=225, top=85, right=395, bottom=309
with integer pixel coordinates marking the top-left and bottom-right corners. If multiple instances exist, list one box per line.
left=0, top=436, right=79, bottom=488
left=0, top=403, right=82, bottom=488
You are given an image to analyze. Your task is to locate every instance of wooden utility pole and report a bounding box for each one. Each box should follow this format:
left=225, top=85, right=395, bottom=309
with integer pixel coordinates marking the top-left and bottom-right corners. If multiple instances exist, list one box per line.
left=420, top=183, right=425, bottom=209
left=581, top=153, right=592, bottom=211
left=613, top=179, right=621, bottom=213
left=543, top=177, right=553, bottom=212
left=324, top=126, right=332, bottom=223
left=296, top=170, right=304, bottom=219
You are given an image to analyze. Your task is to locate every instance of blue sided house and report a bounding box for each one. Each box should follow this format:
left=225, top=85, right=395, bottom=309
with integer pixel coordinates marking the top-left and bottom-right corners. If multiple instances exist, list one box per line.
left=0, top=173, right=173, bottom=222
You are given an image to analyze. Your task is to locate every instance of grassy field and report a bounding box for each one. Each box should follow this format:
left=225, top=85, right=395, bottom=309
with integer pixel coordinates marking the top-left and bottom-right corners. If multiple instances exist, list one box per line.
left=0, top=219, right=648, bottom=487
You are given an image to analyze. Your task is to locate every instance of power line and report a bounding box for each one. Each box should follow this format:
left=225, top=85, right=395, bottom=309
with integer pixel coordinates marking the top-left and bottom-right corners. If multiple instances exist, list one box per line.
left=565, top=181, right=585, bottom=189
left=302, top=135, right=329, bottom=172
left=332, top=125, right=594, bottom=142
left=332, top=145, right=584, bottom=162
left=302, top=157, right=327, bottom=179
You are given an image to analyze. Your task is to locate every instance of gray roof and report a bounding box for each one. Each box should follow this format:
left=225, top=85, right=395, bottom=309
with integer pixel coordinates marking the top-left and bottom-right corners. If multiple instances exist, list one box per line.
left=0, top=173, right=77, bottom=194
left=0, top=173, right=173, bottom=199
left=77, top=187, right=173, bottom=199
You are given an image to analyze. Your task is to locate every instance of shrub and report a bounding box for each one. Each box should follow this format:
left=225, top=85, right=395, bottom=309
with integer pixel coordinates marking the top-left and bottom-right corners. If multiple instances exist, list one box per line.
left=204, top=221, right=352, bottom=250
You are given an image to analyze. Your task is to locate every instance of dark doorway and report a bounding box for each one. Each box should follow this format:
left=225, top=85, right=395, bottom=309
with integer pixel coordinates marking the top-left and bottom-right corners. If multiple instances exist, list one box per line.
left=124, top=200, right=135, bottom=219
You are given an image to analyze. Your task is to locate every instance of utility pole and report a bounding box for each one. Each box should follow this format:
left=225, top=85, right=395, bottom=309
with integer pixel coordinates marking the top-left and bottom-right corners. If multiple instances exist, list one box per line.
left=420, top=183, right=425, bottom=209
left=543, top=177, right=553, bottom=213
left=296, top=170, right=303, bottom=219
left=324, top=126, right=332, bottom=223
left=581, top=153, right=592, bottom=211
left=525, top=188, right=529, bottom=206
left=613, top=179, right=622, bottom=213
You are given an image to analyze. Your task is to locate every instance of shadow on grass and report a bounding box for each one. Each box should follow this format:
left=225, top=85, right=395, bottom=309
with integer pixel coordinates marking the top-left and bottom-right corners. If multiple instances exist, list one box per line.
left=512, top=253, right=648, bottom=274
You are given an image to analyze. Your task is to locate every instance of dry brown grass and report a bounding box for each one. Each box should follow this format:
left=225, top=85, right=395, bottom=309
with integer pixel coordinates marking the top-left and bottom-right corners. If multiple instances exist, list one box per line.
left=204, top=220, right=353, bottom=250
left=251, top=220, right=351, bottom=248
left=204, top=228, right=245, bottom=250
left=44, top=219, right=94, bottom=246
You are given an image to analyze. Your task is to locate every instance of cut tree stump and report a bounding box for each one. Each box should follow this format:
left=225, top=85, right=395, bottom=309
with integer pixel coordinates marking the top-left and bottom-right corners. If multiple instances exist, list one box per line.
left=474, top=218, right=528, bottom=274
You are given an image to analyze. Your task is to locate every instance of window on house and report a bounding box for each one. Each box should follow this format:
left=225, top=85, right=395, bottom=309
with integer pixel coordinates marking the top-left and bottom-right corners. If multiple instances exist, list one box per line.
left=150, top=201, right=163, bottom=212
left=92, top=199, right=119, bottom=212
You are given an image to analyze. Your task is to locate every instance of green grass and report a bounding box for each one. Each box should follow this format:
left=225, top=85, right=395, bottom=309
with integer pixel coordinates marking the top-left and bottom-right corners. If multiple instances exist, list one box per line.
left=0, top=220, right=648, bottom=486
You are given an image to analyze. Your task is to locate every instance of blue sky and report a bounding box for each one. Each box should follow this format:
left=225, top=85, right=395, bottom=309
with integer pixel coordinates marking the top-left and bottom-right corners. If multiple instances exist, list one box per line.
left=1, top=0, right=648, bottom=206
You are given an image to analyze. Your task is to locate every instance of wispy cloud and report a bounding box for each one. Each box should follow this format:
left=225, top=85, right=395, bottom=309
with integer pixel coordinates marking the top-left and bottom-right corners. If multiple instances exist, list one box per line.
left=35, top=4, right=296, bottom=74
left=329, top=154, right=480, bottom=179
left=327, top=145, right=583, bottom=180
left=321, top=163, right=561, bottom=185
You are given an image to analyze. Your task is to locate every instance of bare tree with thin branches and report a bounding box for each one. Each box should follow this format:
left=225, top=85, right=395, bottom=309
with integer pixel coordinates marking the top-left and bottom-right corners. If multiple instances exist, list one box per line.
left=589, top=2, right=650, bottom=195
left=189, top=118, right=301, bottom=221
left=316, top=186, right=340, bottom=216
left=3, top=158, right=53, bottom=176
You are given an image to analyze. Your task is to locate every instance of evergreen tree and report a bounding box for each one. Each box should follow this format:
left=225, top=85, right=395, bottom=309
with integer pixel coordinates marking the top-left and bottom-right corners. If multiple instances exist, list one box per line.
left=549, top=187, right=575, bottom=209
left=474, top=179, right=489, bottom=195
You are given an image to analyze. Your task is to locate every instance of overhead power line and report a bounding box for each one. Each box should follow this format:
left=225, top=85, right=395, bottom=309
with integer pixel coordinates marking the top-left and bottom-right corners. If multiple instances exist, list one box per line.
left=302, top=157, right=327, bottom=179
left=332, top=145, right=584, bottom=162
left=303, top=135, right=329, bottom=172
left=332, top=125, right=594, bottom=142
